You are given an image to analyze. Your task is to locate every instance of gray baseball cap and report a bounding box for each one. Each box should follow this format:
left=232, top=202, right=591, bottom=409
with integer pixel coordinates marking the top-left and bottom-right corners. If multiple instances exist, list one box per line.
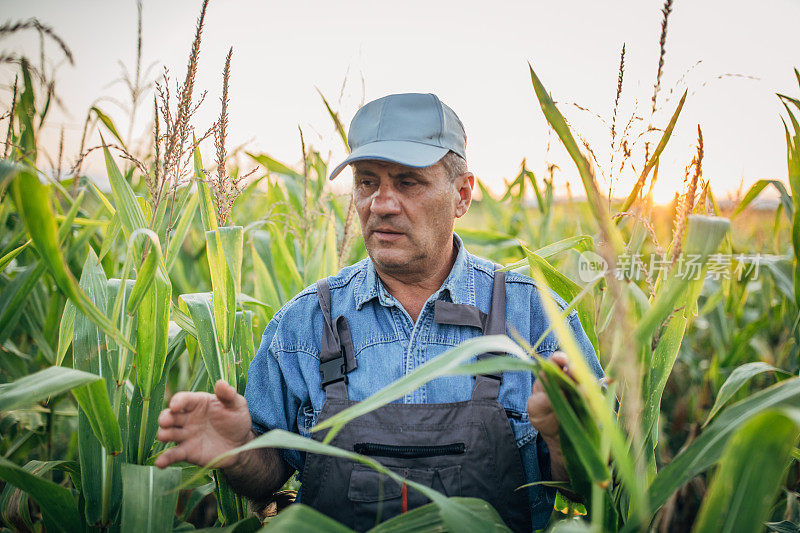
left=328, top=93, right=466, bottom=180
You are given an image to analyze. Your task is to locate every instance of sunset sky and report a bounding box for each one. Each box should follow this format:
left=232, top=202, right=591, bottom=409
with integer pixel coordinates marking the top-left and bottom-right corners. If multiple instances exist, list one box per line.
left=2, top=0, right=799, bottom=204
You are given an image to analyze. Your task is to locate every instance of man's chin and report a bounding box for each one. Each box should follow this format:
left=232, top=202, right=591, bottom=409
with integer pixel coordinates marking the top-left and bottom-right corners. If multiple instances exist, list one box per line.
left=368, top=248, right=412, bottom=271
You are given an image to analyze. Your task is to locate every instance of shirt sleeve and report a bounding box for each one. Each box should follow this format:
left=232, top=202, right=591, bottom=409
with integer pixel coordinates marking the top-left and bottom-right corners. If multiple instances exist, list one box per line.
left=566, top=312, right=604, bottom=380
left=244, top=318, right=303, bottom=472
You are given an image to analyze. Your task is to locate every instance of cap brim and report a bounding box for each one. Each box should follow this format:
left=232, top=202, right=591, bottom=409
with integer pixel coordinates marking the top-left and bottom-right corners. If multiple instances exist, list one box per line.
left=328, top=140, right=449, bottom=180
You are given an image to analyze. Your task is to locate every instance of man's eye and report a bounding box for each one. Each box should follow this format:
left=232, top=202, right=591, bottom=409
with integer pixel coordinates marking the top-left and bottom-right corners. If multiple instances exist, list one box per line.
left=401, top=181, right=416, bottom=187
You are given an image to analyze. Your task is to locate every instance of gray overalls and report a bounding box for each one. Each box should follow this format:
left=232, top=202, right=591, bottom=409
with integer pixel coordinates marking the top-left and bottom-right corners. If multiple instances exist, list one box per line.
left=302, top=271, right=532, bottom=532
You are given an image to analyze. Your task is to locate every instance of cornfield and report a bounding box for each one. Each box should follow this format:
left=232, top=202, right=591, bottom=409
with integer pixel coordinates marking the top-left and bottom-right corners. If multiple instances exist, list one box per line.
left=1, top=1, right=799, bottom=532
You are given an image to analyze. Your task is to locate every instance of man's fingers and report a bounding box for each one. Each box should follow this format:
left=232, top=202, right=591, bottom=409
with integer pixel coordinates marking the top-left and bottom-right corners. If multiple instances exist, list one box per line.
left=156, top=426, right=188, bottom=444
left=169, top=391, right=209, bottom=413
left=157, top=408, right=188, bottom=429
left=549, top=351, right=577, bottom=382
left=154, top=445, right=187, bottom=469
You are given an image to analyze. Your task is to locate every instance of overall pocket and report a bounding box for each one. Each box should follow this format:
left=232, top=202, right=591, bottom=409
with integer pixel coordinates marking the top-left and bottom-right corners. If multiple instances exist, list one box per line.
left=347, top=463, right=462, bottom=531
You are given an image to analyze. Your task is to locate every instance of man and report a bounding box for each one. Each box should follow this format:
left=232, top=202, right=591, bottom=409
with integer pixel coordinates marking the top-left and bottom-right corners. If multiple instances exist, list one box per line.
left=156, top=93, right=603, bottom=531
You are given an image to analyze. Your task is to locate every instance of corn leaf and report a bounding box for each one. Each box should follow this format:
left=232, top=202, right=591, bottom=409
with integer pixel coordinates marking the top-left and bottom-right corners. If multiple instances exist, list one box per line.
left=73, top=247, right=122, bottom=525
left=165, top=189, right=199, bottom=272
left=525, top=247, right=599, bottom=355
left=0, top=239, right=30, bottom=272
left=529, top=64, right=624, bottom=253
left=704, top=362, right=790, bottom=425
left=692, top=408, right=800, bottom=533
left=0, top=365, right=100, bottom=411
left=72, top=377, right=123, bottom=454
left=639, top=216, right=730, bottom=440
left=732, top=178, right=793, bottom=219
left=648, top=377, right=800, bottom=515
left=0, top=457, right=82, bottom=533
left=181, top=292, right=225, bottom=384
left=120, top=464, right=181, bottom=533
left=10, top=166, right=131, bottom=351
left=91, top=106, right=127, bottom=150
left=56, top=301, right=76, bottom=366
left=103, top=142, right=147, bottom=241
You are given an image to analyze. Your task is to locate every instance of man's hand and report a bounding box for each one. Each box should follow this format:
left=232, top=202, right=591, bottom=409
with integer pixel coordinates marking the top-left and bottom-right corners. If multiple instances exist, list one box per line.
left=155, top=379, right=253, bottom=469
left=526, top=351, right=573, bottom=483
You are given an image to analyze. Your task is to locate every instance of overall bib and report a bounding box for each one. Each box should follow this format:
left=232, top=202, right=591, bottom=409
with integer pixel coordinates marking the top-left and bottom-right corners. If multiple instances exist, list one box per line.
left=301, top=271, right=532, bottom=532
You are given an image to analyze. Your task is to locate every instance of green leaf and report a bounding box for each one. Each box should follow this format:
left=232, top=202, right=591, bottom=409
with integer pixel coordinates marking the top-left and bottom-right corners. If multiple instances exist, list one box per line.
left=73, top=248, right=122, bottom=525
left=0, top=264, right=45, bottom=344
left=524, top=247, right=599, bottom=355
left=0, top=239, right=30, bottom=272
left=56, top=300, right=76, bottom=366
left=732, top=178, right=793, bottom=219
left=103, top=141, right=147, bottom=241
left=648, top=377, right=800, bottom=515
left=194, top=516, right=262, bottom=532
left=704, top=362, right=790, bottom=425
left=91, top=106, right=127, bottom=150
left=126, top=230, right=164, bottom=315
left=0, top=366, right=101, bottom=411
left=367, top=497, right=514, bottom=533
left=692, top=409, right=800, bottom=533
left=181, top=292, right=225, bottom=384
left=195, top=144, right=219, bottom=232
left=120, top=464, right=181, bottom=533
left=317, top=88, right=350, bottom=153
left=97, top=213, right=121, bottom=263
left=261, top=504, right=354, bottom=532
left=233, top=311, right=254, bottom=395
left=15, top=59, right=37, bottom=159
left=247, top=152, right=304, bottom=180
left=205, top=226, right=242, bottom=369
left=639, top=216, right=730, bottom=441
left=131, top=233, right=172, bottom=402
left=165, top=189, right=199, bottom=272
left=0, top=457, right=83, bottom=533
left=10, top=166, right=132, bottom=351
left=530, top=267, right=642, bottom=524
left=178, top=480, right=216, bottom=522
left=528, top=63, right=624, bottom=253
left=72, top=378, right=123, bottom=454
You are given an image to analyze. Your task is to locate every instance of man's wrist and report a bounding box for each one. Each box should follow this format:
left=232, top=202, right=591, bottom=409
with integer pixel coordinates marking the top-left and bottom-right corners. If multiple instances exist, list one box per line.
left=221, top=429, right=256, bottom=476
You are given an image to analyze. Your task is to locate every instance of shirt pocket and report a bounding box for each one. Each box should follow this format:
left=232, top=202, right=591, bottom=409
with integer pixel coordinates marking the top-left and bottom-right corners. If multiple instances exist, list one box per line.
left=505, top=408, right=537, bottom=448
left=298, top=404, right=320, bottom=437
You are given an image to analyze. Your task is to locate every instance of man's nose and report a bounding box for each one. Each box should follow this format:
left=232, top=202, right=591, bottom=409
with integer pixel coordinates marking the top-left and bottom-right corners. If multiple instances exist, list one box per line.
left=369, top=183, right=402, bottom=215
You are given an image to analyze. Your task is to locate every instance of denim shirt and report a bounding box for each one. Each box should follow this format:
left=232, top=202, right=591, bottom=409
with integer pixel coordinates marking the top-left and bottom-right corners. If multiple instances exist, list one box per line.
left=245, top=233, right=604, bottom=530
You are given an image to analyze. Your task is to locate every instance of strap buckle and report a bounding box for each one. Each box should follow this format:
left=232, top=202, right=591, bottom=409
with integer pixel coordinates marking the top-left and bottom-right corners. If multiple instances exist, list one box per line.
left=320, top=349, right=348, bottom=387
left=477, top=352, right=503, bottom=383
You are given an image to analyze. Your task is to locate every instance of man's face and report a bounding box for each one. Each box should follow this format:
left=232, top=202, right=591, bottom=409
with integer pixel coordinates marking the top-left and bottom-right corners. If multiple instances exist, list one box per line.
left=352, top=159, right=472, bottom=277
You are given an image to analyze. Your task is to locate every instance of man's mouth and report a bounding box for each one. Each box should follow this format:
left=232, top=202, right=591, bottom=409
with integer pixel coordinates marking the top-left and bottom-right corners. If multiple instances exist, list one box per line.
left=372, top=228, right=405, bottom=240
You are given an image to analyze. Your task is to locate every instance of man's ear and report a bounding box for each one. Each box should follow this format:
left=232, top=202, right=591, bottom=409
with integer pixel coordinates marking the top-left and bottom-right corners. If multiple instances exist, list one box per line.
left=454, top=172, right=474, bottom=218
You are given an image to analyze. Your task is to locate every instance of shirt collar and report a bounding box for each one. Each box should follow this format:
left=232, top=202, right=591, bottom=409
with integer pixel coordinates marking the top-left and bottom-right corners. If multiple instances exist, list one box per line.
left=354, top=232, right=475, bottom=310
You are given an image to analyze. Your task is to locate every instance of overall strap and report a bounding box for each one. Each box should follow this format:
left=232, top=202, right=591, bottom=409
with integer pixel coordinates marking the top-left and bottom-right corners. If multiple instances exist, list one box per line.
left=316, top=278, right=357, bottom=400
left=471, top=269, right=506, bottom=400
left=433, top=269, right=507, bottom=401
